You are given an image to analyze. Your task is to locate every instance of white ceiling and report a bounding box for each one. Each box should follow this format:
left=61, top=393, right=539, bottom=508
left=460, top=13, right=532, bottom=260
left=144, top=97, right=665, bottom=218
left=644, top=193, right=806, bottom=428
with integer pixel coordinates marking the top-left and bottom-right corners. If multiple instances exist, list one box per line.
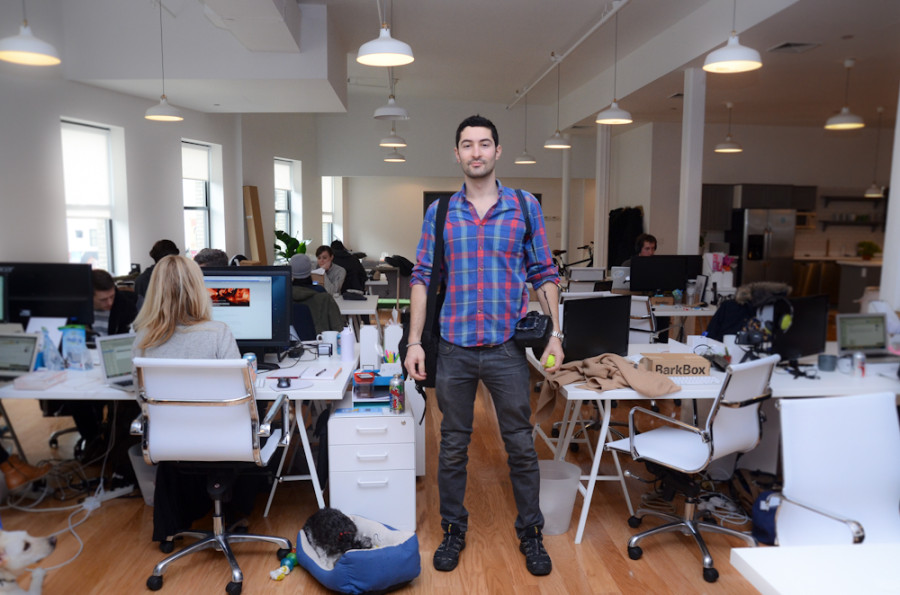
left=44, top=0, right=900, bottom=130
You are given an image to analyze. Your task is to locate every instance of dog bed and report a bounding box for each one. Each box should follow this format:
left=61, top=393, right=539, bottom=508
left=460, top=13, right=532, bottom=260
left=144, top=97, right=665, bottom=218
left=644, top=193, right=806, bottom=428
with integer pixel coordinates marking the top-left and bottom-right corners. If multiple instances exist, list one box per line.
left=296, top=514, right=420, bottom=594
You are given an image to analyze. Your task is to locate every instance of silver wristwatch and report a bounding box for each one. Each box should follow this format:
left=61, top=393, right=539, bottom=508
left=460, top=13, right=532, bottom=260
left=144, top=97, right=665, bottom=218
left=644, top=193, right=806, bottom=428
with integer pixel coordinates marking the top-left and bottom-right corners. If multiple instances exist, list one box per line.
left=551, top=330, right=564, bottom=341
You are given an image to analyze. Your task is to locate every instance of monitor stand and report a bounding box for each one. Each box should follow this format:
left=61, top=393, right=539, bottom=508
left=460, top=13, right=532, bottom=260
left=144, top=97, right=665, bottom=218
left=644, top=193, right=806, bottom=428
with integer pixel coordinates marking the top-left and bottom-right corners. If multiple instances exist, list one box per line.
left=257, top=361, right=279, bottom=371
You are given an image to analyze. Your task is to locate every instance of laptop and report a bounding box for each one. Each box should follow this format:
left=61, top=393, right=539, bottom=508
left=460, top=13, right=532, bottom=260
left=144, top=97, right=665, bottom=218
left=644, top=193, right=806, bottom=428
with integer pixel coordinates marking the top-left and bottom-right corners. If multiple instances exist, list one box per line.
left=96, top=333, right=137, bottom=391
left=0, top=333, right=40, bottom=381
left=610, top=266, right=630, bottom=291
left=836, top=313, right=900, bottom=361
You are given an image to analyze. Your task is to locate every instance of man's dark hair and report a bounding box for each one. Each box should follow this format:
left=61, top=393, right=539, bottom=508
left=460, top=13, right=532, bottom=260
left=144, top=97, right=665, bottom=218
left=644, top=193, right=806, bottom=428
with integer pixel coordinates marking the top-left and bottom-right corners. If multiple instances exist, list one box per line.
left=331, top=239, right=346, bottom=252
left=91, top=269, right=115, bottom=292
left=149, top=239, right=179, bottom=262
left=316, top=245, right=334, bottom=258
left=635, top=233, right=658, bottom=253
left=455, top=115, right=499, bottom=147
left=194, top=248, right=229, bottom=268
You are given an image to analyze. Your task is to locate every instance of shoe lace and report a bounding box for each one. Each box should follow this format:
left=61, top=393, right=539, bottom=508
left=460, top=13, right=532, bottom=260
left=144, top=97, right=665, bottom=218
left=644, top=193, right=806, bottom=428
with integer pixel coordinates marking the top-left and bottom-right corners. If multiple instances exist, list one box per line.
left=438, top=533, right=464, bottom=554
left=521, top=534, right=546, bottom=557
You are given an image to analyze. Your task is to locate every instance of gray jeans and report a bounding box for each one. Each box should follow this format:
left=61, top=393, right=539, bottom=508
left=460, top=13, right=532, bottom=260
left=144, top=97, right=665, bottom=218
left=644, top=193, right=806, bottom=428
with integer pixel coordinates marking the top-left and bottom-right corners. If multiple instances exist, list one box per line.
left=434, top=338, right=543, bottom=537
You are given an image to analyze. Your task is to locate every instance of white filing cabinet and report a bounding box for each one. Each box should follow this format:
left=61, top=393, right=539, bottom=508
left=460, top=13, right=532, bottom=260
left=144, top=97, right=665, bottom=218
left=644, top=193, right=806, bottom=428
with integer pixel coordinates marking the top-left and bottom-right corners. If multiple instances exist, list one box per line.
left=328, top=404, right=416, bottom=531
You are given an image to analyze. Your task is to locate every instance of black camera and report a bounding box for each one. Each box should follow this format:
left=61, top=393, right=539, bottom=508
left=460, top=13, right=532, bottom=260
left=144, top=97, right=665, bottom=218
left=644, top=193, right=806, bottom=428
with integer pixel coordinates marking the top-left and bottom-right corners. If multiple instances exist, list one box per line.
left=735, top=329, right=764, bottom=346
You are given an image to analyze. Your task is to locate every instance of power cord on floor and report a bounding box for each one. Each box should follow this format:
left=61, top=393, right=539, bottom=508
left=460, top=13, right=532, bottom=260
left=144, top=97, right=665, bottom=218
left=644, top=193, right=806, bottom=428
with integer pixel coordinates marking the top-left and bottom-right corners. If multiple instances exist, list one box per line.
left=698, top=490, right=749, bottom=526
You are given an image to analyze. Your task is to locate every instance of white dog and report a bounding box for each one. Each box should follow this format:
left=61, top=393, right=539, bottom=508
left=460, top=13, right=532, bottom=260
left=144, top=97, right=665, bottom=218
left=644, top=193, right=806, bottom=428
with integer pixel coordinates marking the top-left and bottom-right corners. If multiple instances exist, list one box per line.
left=0, top=531, right=56, bottom=594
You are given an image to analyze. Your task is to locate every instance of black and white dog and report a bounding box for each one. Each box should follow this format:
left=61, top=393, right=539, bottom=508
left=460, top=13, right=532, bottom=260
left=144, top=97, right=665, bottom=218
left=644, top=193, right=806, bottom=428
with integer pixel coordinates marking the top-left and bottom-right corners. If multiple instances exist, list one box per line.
left=302, top=508, right=372, bottom=560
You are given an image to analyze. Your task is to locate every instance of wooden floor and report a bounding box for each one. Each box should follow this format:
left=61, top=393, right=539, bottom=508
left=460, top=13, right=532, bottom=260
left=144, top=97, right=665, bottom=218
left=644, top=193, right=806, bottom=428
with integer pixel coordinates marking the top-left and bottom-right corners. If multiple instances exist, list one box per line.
left=1, top=375, right=761, bottom=595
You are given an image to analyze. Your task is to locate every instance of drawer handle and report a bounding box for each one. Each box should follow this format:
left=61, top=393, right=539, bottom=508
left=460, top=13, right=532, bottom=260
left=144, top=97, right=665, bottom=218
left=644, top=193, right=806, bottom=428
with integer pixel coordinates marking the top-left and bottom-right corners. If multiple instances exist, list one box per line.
left=357, top=452, right=389, bottom=461
left=357, top=479, right=389, bottom=488
left=356, top=426, right=388, bottom=434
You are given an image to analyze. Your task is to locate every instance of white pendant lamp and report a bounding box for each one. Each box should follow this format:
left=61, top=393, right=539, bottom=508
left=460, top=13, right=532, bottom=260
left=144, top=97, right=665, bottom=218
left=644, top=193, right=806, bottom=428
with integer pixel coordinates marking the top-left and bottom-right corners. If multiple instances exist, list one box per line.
left=383, top=149, right=406, bottom=163
left=0, top=0, right=60, bottom=66
left=714, top=102, right=743, bottom=153
left=864, top=107, right=884, bottom=198
left=145, top=0, right=183, bottom=122
left=703, top=0, right=762, bottom=74
left=357, top=0, right=413, bottom=67
left=825, top=59, right=864, bottom=131
left=515, top=94, right=537, bottom=165
left=374, top=95, right=409, bottom=120
left=595, top=13, right=632, bottom=125
left=379, top=123, right=407, bottom=148
left=544, top=61, right=571, bottom=150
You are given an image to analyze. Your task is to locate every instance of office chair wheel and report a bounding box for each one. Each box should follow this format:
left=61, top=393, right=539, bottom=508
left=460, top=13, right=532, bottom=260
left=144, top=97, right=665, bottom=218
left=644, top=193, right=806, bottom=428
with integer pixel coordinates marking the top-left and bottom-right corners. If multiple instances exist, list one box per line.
left=569, top=443, right=580, bottom=453
left=703, top=567, right=719, bottom=583
left=276, top=547, right=292, bottom=560
left=146, top=575, right=163, bottom=591
left=226, top=581, right=242, bottom=595
left=627, top=516, right=642, bottom=528
left=159, top=540, right=175, bottom=554
left=550, top=427, right=560, bottom=438
left=627, top=546, right=643, bottom=560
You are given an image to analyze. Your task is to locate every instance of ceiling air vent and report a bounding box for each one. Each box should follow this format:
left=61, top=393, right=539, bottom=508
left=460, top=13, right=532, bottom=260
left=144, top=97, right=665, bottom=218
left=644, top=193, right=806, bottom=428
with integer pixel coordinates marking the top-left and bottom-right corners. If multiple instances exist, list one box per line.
left=768, top=42, right=820, bottom=54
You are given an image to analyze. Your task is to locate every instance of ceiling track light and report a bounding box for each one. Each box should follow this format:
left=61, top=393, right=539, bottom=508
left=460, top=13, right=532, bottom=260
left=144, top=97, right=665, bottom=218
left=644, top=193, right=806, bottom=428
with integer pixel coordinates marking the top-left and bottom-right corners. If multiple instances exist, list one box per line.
left=544, top=58, right=571, bottom=150
left=0, top=0, right=60, bottom=66
left=383, top=148, right=406, bottom=163
left=715, top=101, right=743, bottom=153
left=595, top=12, right=632, bottom=125
left=825, top=59, right=864, bottom=130
left=145, top=1, right=183, bottom=122
left=357, top=0, right=414, bottom=67
left=864, top=107, right=884, bottom=198
left=515, top=94, right=537, bottom=165
left=379, top=123, right=407, bottom=148
left=703, top=0, right=762, bottom=74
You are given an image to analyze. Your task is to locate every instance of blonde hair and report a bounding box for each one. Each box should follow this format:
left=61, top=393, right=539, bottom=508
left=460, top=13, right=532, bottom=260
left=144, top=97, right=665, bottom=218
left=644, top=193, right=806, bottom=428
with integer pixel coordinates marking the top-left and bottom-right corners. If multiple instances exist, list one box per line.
left=134, top=255, right=213, bottom=350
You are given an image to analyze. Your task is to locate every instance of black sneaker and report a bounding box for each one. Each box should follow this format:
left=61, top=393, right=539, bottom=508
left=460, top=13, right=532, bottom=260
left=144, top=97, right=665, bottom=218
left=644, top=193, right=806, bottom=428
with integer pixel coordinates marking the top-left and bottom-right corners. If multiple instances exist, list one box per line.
left=519, top=526, right=552, bottom=576
left=433, top=530, right=466, bottom=571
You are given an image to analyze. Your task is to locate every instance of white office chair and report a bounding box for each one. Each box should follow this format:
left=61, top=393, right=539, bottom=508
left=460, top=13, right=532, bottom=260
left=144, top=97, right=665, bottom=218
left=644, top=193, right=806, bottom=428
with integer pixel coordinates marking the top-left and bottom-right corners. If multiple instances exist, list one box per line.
left=606, top=354, right=779, bottom=583
left=774, top=391, right=900, bottom=546
left=131, top=358, right=292, bottom=595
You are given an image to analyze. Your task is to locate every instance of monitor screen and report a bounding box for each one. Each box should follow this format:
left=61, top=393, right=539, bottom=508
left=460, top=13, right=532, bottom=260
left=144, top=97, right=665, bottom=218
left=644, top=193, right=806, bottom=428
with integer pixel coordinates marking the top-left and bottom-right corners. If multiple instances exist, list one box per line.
left=771, top=294, right=829, bottom=363
left=562, top=294, right=631, bottom=362
left=629, top=256, right=687, bottom=293
left=201, top=266, right=292, bottom=353
left=0, top=262, right=94, bottom=326
left=0, top=273, right=6, bottom=323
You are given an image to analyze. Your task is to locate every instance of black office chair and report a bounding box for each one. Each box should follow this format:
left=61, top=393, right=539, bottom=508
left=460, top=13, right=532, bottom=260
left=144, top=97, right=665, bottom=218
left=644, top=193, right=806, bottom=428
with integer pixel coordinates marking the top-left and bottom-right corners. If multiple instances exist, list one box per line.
left=292, top=303, right=317, bottom=341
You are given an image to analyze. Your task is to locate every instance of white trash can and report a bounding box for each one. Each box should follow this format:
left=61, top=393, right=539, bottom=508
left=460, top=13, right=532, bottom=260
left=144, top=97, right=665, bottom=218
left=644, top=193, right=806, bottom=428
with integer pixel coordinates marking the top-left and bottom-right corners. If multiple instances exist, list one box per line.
left=538, top=460, right=581, bottom=535
left=128, top=444, right=157, bottom=506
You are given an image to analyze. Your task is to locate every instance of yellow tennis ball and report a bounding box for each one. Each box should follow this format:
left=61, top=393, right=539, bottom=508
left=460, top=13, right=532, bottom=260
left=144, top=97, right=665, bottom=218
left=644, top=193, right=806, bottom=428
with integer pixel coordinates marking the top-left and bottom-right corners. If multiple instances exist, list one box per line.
left=544, top=354, right=556, bottom=368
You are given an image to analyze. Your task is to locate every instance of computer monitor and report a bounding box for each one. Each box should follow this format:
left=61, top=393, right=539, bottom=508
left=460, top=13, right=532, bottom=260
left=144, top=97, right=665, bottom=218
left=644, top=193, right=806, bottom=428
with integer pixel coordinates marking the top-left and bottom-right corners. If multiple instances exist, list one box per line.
left=562, top=294, right=631, bottom=363
left=0, top=272, right=7, bottom=324
left=771, top=294, right=829, bottom=365
left=629, top=255, right=688, bottom=293
left=201, top=266, right=293, bottom=353
left=0, top=262, right=94, bottom=326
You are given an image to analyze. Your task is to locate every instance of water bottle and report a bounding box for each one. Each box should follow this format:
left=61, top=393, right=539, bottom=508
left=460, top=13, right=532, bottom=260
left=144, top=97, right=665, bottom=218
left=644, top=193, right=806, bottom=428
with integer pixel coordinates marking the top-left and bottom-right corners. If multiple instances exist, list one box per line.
left=340, top=324, right=355, bottom=362
left=389, top=374, right=405, bottom=414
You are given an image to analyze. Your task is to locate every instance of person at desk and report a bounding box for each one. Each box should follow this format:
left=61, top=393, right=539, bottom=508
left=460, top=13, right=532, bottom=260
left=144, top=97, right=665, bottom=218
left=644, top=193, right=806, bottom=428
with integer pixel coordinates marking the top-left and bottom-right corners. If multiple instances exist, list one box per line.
left=193, top=247, right=229, bottom=268
left=133, top=239, right=180, bottom=304
left=315, top=245, right=346, bottom=296
left=404, top=115, right=563, bottom=577
left=621, top=233, right=657, bottom=267
left=132, top=254, right=255, bottom=543
left=330, top=240, right=368, bottom=293
left=290, top=254, right=345, bottom=335
left=0, top=446, right=51, bottom=492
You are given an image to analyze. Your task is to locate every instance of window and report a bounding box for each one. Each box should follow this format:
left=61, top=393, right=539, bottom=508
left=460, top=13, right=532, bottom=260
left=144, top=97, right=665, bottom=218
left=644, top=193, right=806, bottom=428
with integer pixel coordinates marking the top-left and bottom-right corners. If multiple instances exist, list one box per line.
left=322, top=177, right=335, bottom=244
left=182, top=142, right=211, bottom=257
left=274, top=159, right=293, bottom=234
left=61, top=120, right=114, bottom=271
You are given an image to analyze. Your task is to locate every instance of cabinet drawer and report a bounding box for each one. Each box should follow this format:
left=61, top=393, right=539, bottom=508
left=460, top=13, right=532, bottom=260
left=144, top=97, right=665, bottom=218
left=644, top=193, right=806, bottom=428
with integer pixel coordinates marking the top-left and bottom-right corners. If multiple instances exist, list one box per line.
left=329, top=414, right=415, bottom=445
left=329, top=442, right=415, bottom=472
left=329, top=469, right=416, bottom=531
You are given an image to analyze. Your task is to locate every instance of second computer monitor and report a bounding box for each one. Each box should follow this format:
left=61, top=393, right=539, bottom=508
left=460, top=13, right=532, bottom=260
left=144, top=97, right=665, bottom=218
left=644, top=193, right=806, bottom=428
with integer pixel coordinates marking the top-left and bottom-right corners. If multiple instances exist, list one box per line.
left=628, top=255, right=701, bottom=293
left=771, top=294, right=829, bottom=363
left=562, top=294, right=631, bottom=363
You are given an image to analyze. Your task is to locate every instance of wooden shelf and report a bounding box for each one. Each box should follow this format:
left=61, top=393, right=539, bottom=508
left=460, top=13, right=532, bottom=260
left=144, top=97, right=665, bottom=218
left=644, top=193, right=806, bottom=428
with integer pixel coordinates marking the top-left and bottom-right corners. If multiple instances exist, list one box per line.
left=820, top=220, right=883, bottom=231
left=822, top=195, right=887, bottom=207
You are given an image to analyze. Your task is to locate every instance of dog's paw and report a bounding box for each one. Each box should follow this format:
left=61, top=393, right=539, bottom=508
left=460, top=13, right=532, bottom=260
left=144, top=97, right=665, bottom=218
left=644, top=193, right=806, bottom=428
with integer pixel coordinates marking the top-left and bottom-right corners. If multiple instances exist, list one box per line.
left=31, top=567, right=46, bottom=590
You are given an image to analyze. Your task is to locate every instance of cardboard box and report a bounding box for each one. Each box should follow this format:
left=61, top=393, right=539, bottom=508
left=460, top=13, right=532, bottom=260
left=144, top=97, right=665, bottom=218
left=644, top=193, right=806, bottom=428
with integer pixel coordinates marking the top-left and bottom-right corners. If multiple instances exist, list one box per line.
left=640, top=353, right=710, bottom=376
left=649, top=296, right=674, bottom=306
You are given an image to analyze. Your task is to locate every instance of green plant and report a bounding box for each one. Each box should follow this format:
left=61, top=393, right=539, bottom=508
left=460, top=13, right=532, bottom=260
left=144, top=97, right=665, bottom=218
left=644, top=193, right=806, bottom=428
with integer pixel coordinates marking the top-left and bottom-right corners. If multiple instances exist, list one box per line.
left=857, top=240, right=881, bottom=258
left=274, top=230, right=309, bottom=261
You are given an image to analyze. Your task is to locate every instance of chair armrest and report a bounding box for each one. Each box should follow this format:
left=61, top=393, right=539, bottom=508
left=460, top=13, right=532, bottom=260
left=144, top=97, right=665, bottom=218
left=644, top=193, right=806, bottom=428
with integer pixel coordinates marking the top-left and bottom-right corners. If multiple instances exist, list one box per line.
left=626, top=406, right=703, bottom=461
left=778, top=493, right=865, bottom=544
left=259, top=394, right=289, bottom=440
left=130, top=414, right=144, bottom=436
left=720, top=388, right=772, bottom=408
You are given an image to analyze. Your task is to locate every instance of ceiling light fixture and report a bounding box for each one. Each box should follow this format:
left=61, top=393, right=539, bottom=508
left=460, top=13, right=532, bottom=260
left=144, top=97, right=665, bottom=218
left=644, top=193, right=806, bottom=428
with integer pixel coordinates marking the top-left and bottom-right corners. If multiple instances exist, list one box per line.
left=825, top=59, right=864, bottom=130
left=714, top=102, right=743, bottom=153
left=864, top=107, right=884, bottom=198
left=544, top=58, right=571, bottom=150
left=374, top=68, right=409, bottom=120
left=0, top=0, right=60, bottom=66
left=595, top=12, right=632, bottom=125
left=145, top=0, right=183, bottom=122
left=383, top=149, right=406, bottom=163
left=357, top=0, right=413, bottom=67
left=515, top=94, right=537, bottom=165
left=703, top=0, right=762, bottom=74
left=379, top=123, right=407, bottom=148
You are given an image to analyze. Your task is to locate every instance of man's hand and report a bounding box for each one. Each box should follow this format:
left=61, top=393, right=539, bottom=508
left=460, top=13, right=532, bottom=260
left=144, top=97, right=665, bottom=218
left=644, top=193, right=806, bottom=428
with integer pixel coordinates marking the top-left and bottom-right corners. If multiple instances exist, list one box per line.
left=404, top=343, right=427, bottom=381
left=540, top=336, right=564, bottom=373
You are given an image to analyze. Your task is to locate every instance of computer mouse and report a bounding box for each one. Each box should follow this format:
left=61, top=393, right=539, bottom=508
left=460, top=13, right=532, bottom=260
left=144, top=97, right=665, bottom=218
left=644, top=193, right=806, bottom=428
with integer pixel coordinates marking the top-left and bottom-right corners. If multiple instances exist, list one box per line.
left=277, top=377, right=291, bottom=389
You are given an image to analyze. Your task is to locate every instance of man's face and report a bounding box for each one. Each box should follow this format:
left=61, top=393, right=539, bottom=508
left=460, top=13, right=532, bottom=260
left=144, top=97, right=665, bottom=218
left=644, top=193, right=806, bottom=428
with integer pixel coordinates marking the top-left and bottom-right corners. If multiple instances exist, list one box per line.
left=454, top=126, right=501, bottom=180
left=317, top=252, right=333, bottom=270
left=639, top=241, right=657, bottom=257
left=93, top=288, right=115, bottom=311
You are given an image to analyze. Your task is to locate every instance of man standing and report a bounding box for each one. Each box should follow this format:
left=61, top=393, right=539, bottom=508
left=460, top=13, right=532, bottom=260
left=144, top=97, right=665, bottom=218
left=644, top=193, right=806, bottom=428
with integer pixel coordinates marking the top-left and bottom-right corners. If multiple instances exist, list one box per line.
left=404, top=115, right=564, bottom=576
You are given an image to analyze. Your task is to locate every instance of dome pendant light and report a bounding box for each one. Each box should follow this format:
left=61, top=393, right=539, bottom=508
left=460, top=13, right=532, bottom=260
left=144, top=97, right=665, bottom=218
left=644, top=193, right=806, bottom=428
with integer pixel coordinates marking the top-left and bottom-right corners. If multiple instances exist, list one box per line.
left=379, top=123, right=407, bottom=148
left=825, top=59, right=864, bottom=130
left=374, top=67, right=409, bottom=120
left=383, top=149, right=406, bottom=163
left=595, top=13, right=632, bottom=125
left=714, top=102, right=743, bottom=153
left=703, top=0, right=762, bottom=74
left=515, top=94, right=537, bottom=165
left=145, top=1, right=183, bottom=122
left=357, top=0, right=413, bottom=67
left=864, top=107, right=884, bottom=198
left=544, top=59, right=571, bottom=150
left=0, top=0, right=60, bottom=66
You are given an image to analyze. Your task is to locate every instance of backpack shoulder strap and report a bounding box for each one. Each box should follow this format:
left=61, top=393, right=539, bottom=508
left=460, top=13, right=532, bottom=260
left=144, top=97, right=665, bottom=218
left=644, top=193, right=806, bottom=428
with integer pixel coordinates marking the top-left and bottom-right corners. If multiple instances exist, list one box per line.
left=515, top=189, right=532, bottom=240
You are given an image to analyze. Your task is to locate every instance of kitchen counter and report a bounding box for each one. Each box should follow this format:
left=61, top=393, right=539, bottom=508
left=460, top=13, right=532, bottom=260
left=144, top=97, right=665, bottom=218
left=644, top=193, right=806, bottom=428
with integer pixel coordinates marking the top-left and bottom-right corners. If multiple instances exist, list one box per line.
left=836, top=259, right=882, bottom=267
left=794, top=255, right=879, bottom=263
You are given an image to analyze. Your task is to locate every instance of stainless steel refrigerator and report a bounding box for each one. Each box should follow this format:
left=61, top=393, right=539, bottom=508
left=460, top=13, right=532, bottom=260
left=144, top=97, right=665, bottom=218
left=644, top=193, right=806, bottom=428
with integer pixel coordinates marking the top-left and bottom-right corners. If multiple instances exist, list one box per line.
left=729, top=209, right=796, bottom=286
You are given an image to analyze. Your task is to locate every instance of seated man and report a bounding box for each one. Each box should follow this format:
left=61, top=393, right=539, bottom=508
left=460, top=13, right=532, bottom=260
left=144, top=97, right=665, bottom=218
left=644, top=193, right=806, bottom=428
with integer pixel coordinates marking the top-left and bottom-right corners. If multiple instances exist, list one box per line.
left=194, top=248, right=229, bottom=268
left=134, top=239, right=180, bottom=304
left=290, top=255, right=345, bottom=334
left=330, top=240, right=368, bottom=293
left=622, top=233, right=657, bottom=267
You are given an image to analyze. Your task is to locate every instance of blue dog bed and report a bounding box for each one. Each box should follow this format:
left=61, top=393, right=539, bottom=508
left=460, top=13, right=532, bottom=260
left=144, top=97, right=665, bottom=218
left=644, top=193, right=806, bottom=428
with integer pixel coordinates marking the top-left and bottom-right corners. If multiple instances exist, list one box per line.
left=296, top=514, right=420, bottom=594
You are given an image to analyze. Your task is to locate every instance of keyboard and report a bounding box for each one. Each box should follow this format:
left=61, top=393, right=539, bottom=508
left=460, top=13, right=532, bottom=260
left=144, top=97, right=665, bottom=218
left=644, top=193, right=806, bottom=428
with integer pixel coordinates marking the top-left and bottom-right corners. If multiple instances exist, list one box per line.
left=669, top=376, right=721, bottom=386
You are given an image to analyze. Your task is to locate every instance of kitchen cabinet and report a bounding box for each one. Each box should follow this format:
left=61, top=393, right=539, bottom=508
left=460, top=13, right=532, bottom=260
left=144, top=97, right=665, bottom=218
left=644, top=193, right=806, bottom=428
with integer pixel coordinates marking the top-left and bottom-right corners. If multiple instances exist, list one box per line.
left=837, top=260, right=882, bottom=313
left=733, top=184, right=793, bottom=209
left=700, top=184, right=733, bottom=231
left=791, top=185, right=817, bottom=211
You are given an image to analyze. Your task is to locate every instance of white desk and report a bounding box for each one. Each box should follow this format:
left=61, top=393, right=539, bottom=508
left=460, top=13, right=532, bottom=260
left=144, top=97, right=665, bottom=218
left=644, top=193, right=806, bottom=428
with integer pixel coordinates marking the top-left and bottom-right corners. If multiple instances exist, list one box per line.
left=730, top=543, right=900, bottom=595
left=335, top=294, right=382, bottom=336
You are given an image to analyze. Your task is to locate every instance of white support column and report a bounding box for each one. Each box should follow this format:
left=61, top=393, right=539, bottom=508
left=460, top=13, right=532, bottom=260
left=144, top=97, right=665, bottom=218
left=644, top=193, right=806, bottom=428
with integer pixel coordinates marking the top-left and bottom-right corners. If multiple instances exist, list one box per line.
left=878, top=80, right=900, bottom=310
left=594, top=125, right=611, bottom=270
left=561, top=140, right=572, bottom=257
left=677, top=67, right=706, bottom=255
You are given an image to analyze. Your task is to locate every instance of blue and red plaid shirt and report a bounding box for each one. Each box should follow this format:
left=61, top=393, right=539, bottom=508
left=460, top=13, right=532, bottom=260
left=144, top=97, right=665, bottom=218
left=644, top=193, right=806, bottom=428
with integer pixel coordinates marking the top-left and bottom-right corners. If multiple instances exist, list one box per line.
left=410, top=181, right=559, bottom=347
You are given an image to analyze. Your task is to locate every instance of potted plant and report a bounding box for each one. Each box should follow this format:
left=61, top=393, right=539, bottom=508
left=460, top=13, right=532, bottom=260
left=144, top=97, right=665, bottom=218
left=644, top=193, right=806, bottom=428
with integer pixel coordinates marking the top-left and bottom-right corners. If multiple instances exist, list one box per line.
left=274, top=230, right=309, bottom=263
left=856, top=240, right=880, bottom=261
